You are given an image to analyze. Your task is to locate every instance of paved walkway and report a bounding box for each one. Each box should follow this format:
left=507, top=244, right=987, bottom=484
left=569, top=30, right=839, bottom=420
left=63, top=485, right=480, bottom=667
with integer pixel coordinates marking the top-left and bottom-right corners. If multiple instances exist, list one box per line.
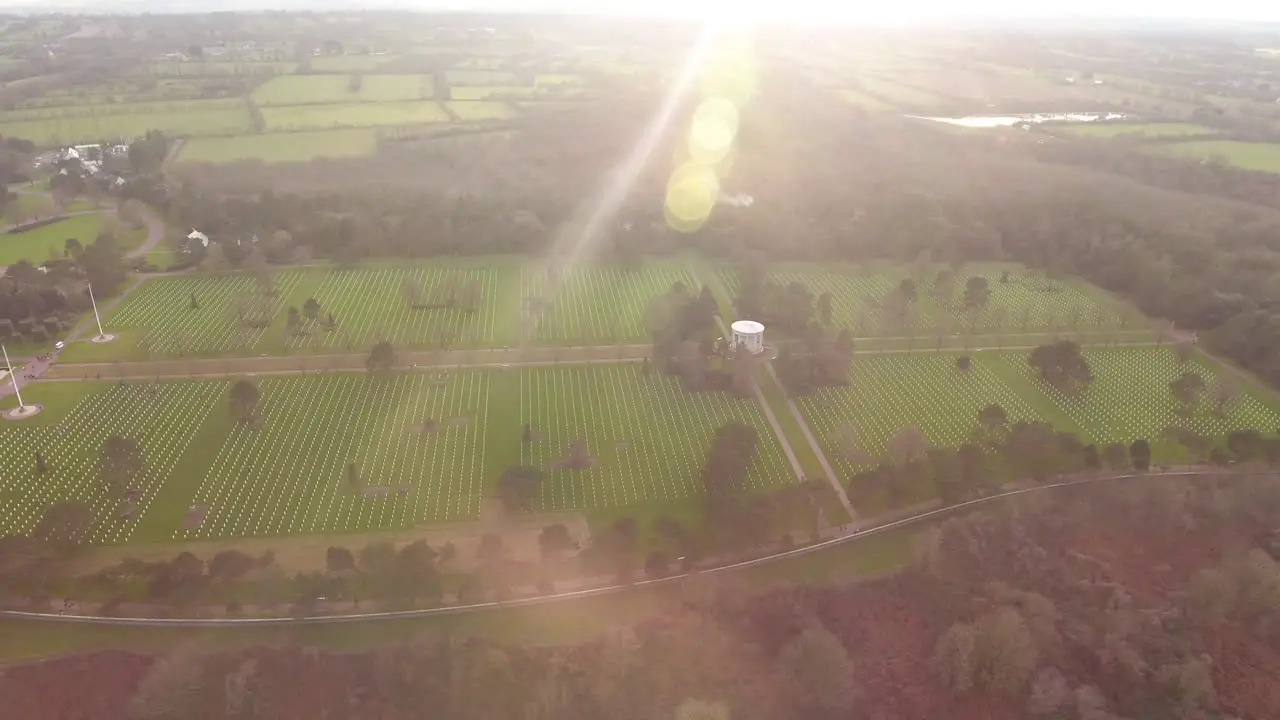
left=0, top=467, right=1238, bottom=626
left=688, top=264, right=858, bottom=520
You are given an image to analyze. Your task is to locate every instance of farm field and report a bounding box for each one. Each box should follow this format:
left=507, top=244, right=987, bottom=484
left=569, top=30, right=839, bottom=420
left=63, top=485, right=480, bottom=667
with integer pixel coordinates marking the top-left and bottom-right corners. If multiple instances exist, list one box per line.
left=0, top=98, right=247, bottom=123
left=0, top=104, right=253, bottom=146
left=150, top=61, right=298, bottom=76
left=251, top=74, right=433, bottom=105
left=0, top=365, right=790, bottom=544
left=1152, top=140, right=1280, bottom=173
left=260, top=101, right=451, bottom=131
left=445, top=69, right=521, bottom=86
left=0, top=214, right=107, bottom=266
left=446, top=100, right=519, bottom=120
left=308, top=55, right=397, bottom=72
left=715, top=262, right=1137, bottom=338
left=59, top=261, right=700, bottom=361
left=175, top=129, right=379, bottom=164
left=1055, top=122, right=1219, bottom=138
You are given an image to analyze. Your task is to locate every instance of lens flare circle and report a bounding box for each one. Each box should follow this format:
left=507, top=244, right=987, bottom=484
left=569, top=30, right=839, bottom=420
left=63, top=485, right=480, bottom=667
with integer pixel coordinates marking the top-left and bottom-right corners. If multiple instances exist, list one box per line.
left=688, top=96, right=739, bottom=164
left=665, top=162, right=721, bottom=232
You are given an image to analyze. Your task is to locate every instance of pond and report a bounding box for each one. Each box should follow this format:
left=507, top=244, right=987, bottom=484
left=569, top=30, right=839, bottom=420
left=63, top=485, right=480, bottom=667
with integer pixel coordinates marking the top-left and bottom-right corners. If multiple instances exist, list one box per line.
left=912, top=111, right=1129, bottom=128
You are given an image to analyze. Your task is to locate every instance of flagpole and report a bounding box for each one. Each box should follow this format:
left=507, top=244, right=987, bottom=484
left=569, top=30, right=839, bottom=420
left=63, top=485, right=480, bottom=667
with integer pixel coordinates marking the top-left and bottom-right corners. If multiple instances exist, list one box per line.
left=88, top=281, right=105, bottom=339
left=2, top=343, right=23, bottom=410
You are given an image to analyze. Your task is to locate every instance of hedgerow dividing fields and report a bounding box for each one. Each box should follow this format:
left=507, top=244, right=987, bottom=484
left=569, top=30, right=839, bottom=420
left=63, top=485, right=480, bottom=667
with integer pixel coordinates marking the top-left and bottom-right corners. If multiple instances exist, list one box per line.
left=251, top=74, right=434, bottom=105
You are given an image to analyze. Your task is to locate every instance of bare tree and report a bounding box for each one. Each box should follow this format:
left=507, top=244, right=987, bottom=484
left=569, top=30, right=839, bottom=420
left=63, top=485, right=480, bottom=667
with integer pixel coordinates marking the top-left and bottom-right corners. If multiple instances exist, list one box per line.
left=887, top=426, right=929, bottom=466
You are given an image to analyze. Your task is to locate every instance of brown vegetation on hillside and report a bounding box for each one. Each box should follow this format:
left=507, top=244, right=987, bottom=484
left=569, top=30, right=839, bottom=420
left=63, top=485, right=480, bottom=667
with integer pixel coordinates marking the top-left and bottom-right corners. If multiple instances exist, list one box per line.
left=3, top=474, right=1277, bottom=720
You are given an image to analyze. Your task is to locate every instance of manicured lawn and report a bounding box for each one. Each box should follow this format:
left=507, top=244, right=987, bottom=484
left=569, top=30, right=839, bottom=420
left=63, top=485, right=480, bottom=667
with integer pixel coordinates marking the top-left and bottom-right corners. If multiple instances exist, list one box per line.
left=0, top=213, right=102, bottom=266
left=716, top=262, right=1135, bottom=337
left=514, top=364, right=791, bottom=511
left=0, top=381, right=225, bottom=543
left=260, top=101, right=451, bottom=131
left=176, top=129, right=379, bottom=164
left=1153, top=140, right=1280, bottom=173
left=251, top=74, right=433, bottom=105
left=169, top=372, right=493, bottom=540
left=66, top=261, right=700, bottom=360
left=1057, top=122, right=1218, bottom=138
left=0, top=364, right=791, bottom=544
left=798, top=346, right=1280, bottom=512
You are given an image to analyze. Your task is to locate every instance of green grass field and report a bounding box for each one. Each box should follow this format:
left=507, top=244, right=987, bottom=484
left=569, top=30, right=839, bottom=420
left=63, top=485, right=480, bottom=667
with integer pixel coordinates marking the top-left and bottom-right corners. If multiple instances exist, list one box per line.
left=251, top=74, right=434, bottom=105
left=0, top=100, right=252, bottom=145
left=799, top=347, right=1280, bottom=512
left=61, top=261, right=701, bottom=360
left=445, top=101, right=519, bottom=120
left=260, top=101, right=451, bottom=131
left=1152, top=140, right=1280, bottom=173
left=445, top=69, right=521, bottom=86
left=150, top=61, right=298, bottom=77
left=0, top=365, right=789, bottom=544
left=716, top=262, right=1135, bottom=338
left=308, top=55, right=398, bottom=72
left=176, top=129, right=379, bottom=164
left=1057, top=122, right=1219, bottom=139
left=0, top=213, right=103, bottom=266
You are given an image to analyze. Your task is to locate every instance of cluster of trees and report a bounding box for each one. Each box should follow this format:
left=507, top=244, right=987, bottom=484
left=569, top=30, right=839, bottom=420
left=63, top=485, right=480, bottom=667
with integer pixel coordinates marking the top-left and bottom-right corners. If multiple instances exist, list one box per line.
left=645, top=282, right=730, bottom=390
left=0, top=230, right=127, bottom=344
left=921, top=474, right=1280, bottom=720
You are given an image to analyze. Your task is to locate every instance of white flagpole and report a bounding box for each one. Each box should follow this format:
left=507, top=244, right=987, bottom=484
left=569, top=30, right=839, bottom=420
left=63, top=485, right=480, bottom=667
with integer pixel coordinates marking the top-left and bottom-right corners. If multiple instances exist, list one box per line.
left=2, top=343, right=23, bottom=409
left=88, top=281, right=105, bottom=338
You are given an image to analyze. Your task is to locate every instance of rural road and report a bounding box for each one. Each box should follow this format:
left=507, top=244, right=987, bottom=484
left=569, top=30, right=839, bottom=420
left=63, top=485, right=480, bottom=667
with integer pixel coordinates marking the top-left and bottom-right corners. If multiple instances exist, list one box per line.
left=0, top=467, right=1248, bottom=627
left=0, top=195, right=166, bottom=276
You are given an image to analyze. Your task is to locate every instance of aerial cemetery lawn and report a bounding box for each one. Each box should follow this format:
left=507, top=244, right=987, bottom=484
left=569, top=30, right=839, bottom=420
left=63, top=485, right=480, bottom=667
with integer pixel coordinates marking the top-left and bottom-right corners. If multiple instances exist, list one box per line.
left=715, top=261, right=1148, bottom=347
left=0, top=364, right=791, bottom=544
left=59, top=260, right=700, bottom=361
left=799, top=346, right=1280, bottom=514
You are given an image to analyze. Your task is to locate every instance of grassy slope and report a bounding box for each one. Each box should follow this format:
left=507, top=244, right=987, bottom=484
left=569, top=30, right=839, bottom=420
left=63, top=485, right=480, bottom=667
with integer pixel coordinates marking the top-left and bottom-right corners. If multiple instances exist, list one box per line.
left=1153, top=140, right=1280, bottom=173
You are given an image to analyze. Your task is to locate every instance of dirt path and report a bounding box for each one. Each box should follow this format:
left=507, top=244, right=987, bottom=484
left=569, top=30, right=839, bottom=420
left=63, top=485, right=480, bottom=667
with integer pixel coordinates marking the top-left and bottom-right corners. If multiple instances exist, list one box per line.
left=40, top=344, right=652, bottom=381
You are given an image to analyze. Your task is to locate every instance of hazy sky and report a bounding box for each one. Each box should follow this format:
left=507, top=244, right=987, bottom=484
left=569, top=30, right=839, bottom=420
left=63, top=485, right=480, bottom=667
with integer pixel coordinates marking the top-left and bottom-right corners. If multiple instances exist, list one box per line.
left=438, top=0, right=1280, bottom=23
